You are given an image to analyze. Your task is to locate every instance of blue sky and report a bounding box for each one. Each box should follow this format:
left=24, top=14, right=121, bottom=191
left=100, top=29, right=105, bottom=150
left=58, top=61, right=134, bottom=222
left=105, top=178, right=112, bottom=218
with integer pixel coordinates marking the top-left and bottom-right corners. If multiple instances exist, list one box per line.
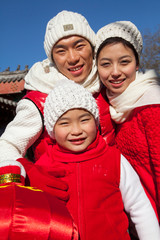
left=0, top=0, right=159, bottom=72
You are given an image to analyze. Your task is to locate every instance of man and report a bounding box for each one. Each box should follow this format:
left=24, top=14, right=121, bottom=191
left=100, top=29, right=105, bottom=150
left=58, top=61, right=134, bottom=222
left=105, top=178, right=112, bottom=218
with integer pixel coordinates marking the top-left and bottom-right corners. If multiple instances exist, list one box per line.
left=0, top=10, right=100, bottom=199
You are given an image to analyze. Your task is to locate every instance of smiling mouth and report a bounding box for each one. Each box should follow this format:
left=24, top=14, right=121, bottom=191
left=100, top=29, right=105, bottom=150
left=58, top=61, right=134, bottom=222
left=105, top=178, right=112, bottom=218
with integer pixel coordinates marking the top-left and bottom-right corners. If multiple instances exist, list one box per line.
left=109, top=79, right=125, bottom=84
left=69, top=137, right=85, bottom=142
left=69, top=137, right=86, bottom=145
left=69, top=65, right=83, bottom=72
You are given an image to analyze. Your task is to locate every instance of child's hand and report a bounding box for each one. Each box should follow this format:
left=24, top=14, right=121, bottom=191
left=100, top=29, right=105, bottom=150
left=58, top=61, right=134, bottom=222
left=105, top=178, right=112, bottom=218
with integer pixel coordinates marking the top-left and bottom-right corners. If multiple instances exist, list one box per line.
left=17, top=158, right=69, bottom=202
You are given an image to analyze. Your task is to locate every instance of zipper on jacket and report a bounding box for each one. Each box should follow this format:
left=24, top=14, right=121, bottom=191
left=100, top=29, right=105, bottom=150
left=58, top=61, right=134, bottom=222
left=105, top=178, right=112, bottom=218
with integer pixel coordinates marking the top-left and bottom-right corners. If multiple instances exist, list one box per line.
left=76, top=162, right=85, bottom=239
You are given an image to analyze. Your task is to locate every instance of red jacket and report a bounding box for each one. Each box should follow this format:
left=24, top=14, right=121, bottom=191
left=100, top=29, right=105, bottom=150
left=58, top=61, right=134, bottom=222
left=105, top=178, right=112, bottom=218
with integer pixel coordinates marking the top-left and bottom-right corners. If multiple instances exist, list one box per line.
left=36, top=133, right=130, bottom=240
left=115, top=105, right=160, bottom=221
left=24, top=88, right=115, bottom=161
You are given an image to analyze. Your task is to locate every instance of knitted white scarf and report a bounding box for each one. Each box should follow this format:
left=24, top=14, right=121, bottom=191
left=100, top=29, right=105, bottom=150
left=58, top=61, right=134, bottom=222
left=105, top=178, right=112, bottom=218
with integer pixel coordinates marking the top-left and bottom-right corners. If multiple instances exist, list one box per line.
left=25, top=58, right=100, bottom=94
left=107, top=69, right=160, bottom=123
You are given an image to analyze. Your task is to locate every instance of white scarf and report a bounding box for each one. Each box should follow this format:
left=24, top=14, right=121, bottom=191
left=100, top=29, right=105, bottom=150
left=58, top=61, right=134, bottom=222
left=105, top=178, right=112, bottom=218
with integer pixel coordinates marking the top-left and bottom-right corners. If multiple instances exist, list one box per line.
left=107, top=69, right=160, bottom=123
left=24, top=58, right=100, bottom=94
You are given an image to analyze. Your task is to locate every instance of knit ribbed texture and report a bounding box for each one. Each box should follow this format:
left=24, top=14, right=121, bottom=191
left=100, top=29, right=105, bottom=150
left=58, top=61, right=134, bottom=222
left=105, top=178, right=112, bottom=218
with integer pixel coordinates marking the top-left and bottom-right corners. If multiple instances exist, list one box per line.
left=44, top=10, right=96, bottom=62
left=44, top=79, right=99, bottom=139
left=96, top=21, right=143, bottom=57
left=0, top=99, right=43, bottom=161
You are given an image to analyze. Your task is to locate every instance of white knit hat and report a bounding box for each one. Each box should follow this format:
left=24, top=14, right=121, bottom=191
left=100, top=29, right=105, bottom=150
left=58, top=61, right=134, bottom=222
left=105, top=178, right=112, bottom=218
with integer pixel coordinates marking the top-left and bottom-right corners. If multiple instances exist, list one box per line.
left=44, top=79, right=99, bottom=139
left=44, top=10, right=96, bottom=63
left=95, top=21, right=143, bottom=58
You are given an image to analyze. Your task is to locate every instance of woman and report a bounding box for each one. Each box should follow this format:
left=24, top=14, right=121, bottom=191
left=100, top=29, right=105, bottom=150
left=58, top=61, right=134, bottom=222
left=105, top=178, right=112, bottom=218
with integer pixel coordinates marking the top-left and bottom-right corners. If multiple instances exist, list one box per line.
left=96, top=21, right=160, bottom=222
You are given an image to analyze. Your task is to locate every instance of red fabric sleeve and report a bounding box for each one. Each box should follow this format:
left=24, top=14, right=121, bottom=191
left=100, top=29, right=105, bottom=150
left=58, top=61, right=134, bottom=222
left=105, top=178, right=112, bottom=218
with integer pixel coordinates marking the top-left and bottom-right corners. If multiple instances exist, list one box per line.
left=140, top=105, right=160, bottom=205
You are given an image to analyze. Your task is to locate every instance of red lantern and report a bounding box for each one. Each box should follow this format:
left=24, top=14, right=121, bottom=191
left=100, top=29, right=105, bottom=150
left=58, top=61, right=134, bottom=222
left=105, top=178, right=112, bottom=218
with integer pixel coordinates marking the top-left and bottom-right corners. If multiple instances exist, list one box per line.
left=0, top=163, right=78, bottom=240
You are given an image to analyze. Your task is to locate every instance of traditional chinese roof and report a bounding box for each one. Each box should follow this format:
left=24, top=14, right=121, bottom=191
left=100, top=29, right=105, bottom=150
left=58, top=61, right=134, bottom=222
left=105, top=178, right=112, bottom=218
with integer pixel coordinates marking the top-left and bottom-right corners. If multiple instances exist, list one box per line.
left=0, top=65, right=28, bottom=110
left=0, top=65, right=28, bottom=95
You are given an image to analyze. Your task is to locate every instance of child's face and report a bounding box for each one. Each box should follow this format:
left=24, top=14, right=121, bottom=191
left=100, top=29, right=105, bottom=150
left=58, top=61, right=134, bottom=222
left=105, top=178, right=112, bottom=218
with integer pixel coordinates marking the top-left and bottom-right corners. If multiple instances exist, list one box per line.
left=54, top=109, right=97, bottom=152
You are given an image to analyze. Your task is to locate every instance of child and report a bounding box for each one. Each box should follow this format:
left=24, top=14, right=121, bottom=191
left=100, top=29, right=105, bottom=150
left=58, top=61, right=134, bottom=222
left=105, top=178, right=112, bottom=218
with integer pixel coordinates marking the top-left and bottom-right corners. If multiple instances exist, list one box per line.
left=34, top=79, right=160, bottom=240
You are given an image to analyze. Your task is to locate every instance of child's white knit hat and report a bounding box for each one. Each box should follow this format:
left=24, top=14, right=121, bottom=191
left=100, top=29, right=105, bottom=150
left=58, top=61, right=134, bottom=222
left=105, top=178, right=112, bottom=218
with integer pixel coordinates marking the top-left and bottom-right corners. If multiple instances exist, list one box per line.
left=44, top=79, right=99, bottom=139
left=95, top=21, right=143, bottom=57
left=44, top=10, right=96, bottom=63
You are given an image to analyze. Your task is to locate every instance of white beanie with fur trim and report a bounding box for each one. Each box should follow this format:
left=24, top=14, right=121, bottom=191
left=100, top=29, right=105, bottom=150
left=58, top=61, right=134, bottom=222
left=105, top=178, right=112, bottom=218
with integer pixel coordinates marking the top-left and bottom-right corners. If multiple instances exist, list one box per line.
left=44, top=79, right=99, bottom=139
left=95, top=21, right=143, bottom=58
left=44, top=10, right=96, bottom=63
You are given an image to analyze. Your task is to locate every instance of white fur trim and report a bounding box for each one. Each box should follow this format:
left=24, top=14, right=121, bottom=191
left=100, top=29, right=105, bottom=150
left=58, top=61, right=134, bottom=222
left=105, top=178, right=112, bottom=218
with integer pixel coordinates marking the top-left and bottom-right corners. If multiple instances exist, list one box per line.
left=0, top=160, right=26, bottom=178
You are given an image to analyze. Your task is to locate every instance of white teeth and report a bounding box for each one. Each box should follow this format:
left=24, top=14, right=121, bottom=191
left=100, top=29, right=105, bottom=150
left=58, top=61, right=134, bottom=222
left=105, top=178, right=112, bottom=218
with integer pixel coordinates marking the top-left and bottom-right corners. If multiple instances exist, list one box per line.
left=114, top=81, right=123, bottom=84
left=111, top=80, right=123, bottom=84
left=71, top=67, right=81, bottom=71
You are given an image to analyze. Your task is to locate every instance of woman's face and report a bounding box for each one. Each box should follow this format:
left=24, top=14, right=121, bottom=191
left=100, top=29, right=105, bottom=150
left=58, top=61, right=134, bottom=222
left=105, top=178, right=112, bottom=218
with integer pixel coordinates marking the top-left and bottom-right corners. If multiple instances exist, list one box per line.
left=97, top=42, right=139, bottom=95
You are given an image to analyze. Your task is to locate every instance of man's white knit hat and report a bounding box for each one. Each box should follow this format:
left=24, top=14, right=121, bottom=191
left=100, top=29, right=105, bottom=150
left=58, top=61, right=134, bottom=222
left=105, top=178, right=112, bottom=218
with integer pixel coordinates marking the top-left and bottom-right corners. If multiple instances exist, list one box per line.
left=44, top=79, right=99, bottom=139
left=95, top=21, right=143, bottom=57
left=44, top=10, right=96, bottom=63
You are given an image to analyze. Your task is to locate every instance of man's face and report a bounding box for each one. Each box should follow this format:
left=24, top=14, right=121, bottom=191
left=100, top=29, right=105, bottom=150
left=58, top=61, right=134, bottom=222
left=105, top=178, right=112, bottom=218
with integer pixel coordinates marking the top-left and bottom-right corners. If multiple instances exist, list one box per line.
left=52, top=36, right=94, bottom=83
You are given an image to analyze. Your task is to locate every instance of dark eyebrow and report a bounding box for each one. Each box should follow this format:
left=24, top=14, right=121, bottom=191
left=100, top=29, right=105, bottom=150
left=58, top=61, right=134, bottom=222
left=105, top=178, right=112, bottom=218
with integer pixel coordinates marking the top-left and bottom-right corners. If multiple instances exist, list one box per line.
left=53, top=44, right=65, bottom=49
left=99, top=57, right=111, bottom=61
left=74, top=39, right=86, bottom=45
left=119, top=55, right=132, bottom=59
left=99, top=55, right=132, bottom=61
left=79, top=112, right=91, bottom=118
left=54, top=38, right=86, bottom=49
left=57, top=112, right=91, bottom=122
left=57, top=117, right=70, bottom=121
